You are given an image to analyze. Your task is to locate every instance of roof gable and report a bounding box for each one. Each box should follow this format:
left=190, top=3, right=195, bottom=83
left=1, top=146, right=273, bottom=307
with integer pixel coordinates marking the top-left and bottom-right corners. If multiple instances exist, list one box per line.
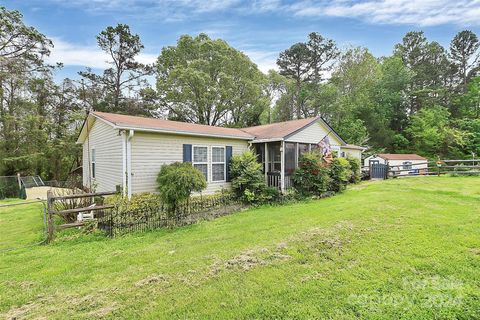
left=241, top=117, right=346, bottom=144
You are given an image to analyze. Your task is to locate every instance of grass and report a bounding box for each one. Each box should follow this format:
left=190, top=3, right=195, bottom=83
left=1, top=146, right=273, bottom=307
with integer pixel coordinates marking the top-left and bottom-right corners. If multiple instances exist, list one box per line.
left=0, top=199, right=45, bottom=251
left=1, top=177, right=479, bottom=319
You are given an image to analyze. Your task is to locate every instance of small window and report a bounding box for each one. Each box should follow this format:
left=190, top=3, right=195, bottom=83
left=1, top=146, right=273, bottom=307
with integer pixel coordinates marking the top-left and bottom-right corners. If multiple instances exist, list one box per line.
left=193, top=146, right=208, bottom=180
left=212, top=147, right=225, bottom=181
left=403, top=161, right=412, bottom=170
left=91, top=148, right=96, bottom=178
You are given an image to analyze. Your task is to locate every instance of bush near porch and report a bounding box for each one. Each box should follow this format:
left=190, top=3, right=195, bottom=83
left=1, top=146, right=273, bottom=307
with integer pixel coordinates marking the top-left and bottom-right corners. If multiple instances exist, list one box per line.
left=292, top=151, right=360, bottom=196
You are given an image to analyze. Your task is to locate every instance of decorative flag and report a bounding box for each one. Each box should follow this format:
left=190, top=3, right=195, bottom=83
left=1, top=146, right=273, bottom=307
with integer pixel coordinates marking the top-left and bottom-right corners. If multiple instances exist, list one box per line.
left=318, top=135, right=333, bottom=163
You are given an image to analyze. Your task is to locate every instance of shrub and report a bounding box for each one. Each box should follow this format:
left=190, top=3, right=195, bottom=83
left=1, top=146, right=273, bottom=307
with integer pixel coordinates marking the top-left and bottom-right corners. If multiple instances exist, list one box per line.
left=230, top=150, right=268, bottom=204
left=156, top=162, right=207, bottom=212
left=347, top=157, right=361, bottom=184
left=328, top=157, right=352, bottom=192
left=292, top=151, right=330, bottom=196
left=107, top=192, right=162, bottom=213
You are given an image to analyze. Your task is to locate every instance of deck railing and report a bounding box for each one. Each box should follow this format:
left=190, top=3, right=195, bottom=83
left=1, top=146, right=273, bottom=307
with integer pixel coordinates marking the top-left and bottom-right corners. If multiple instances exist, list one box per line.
left=266, top=172, right=293, bottom=190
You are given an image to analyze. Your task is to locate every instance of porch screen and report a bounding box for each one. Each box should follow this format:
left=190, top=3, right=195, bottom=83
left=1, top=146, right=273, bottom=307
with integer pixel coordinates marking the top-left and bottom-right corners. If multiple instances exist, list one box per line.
left=268, top=143, right=281, bottom=172
left=298, top=143, right=309, bottom=157
left=254, top=144, right=265, bottom=173
left=284, top=142, right=296, bottom=174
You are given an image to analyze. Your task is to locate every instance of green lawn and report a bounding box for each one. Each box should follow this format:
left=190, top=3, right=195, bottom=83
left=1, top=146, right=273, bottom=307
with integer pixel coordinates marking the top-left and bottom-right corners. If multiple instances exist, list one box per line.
left=0, top=199, right=45, bottom=252
left=1, top=177, right=479, bottom=319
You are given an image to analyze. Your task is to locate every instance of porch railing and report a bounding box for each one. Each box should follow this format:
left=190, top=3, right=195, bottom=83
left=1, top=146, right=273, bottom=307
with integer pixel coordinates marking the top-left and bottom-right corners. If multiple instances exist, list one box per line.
left=266, top=172, right=293, bottom=190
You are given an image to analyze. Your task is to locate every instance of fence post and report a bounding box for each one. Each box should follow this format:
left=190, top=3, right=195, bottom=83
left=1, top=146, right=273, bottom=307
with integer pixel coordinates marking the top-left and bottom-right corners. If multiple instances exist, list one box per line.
left=109, top=207, right=114, bottom=237
left=47, top=190, right=54, bottom=242
left=17, top=173, right=22, bottom=190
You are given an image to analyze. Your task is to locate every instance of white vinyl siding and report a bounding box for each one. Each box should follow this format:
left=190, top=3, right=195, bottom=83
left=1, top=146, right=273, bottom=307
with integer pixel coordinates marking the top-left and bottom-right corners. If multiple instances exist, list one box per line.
left=131, top=132, right=249, bottom=194
left=82, top=119, right=122, bottom=192
left=286, top=120, right=343, bottom=146
left=341, top=147, right=362, bottom=161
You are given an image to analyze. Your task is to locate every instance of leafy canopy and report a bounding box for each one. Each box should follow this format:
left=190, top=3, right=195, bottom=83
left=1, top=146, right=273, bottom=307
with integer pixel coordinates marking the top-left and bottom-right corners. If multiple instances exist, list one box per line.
left=157, top=33, right=267, bottom=127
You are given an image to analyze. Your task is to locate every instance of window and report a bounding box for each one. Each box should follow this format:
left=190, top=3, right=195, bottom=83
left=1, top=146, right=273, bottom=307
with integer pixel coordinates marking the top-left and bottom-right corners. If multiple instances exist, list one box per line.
left=403, top=161, right=412, bottom=170
left=212, top=147, right=225, bottom=181
left=193, top=146, right=208, bottom=181
left=91, top=148, right=96, bottom=178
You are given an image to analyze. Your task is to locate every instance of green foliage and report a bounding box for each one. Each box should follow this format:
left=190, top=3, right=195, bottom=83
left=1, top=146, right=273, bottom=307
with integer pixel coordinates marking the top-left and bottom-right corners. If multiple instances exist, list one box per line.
left=157, top=33, right=267, bottom=127
left=276, top=32, right=339, bottom=119
left=106, top=192, right=162, bottom=213
left=156, top=162, right=207, bottom=212
left=328, top=157, right=352, bottom=192
left=346, top=157, right=361, bottom=184
left=230, top=150, right=269, bottom=204
left=79, top=23, right=154, bottom=114
left=405, top=106, right=466, bottom=158
left=292, top=151, right=331, bottom=196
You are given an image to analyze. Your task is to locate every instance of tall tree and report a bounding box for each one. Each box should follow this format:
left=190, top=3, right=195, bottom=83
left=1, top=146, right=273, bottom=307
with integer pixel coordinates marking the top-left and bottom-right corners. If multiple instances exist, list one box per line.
left=276, top=33, right=339, bottom=119
left=157, top=34, right=267, bottom=127
left=79, top=24, right=153, bottom=114
left=306, top=32, right=340, bottom=84
left=394, top=31, right=450, bottom=114
left=277, top=42, right=310, bottom=119
left=450, top=30, right=480, bottom=88
left=262, top=70, right=290, bottom=123
left=0, top=6, right=51, bottom=62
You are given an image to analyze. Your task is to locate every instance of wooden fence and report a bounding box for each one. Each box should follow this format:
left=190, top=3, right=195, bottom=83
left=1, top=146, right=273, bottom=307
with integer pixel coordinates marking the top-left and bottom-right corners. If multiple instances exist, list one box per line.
left=46, top=190, right=117, bottom=241
left=364, top=159, right=480, bottom=179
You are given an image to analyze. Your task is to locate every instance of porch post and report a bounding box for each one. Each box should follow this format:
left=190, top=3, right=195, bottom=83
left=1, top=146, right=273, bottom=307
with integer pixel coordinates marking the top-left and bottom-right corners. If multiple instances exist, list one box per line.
left=264, top=142, right=268, bottom=183
left=295, top=142, right=299, bottom=168
left=280, top=140, right=285, bottom=192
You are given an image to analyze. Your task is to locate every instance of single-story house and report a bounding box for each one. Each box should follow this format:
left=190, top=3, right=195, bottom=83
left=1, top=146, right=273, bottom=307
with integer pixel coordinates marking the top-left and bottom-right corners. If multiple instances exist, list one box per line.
left=364, top=153, right=428, bottom=176
left=77, top=111, right=364, bottom=198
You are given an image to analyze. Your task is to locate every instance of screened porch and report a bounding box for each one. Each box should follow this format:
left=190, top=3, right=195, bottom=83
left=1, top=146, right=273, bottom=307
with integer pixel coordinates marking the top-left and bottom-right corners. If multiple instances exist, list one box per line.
left=252, top=141, right=328, bottom=192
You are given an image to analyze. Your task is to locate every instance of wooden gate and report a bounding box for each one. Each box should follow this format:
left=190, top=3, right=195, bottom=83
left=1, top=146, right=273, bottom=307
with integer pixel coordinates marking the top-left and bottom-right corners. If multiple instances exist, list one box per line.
left=371, top=163, right=388, bottom=179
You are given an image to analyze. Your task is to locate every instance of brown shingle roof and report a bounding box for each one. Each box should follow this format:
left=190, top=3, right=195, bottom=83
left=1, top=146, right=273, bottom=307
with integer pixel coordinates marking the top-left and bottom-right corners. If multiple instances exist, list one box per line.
left=377, top=153, right=427, bottom=160
left=241, top=117, right=320, bottom=140
left=92, top=111, right=253, bottom=139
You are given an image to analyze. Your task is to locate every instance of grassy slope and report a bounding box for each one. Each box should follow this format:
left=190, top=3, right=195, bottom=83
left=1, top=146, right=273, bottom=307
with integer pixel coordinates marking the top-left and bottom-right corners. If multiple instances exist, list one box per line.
left=0, top=200, right=45, bottom=251
left=1, top=177, right=479, bottom=319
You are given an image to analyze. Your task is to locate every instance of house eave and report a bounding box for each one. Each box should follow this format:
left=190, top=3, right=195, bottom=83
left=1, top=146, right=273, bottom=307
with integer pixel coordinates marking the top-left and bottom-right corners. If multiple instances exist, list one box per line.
left=113, top=125, right=254, bottom=140
left=250, top=138, right=284, bottom=143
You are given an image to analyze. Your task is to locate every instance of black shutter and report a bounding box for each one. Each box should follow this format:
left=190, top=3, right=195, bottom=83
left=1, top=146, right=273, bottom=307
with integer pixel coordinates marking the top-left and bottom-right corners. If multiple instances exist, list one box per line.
left=183, top=144, right=192, bottom=162
left=226, top=146, right=233, bottom=182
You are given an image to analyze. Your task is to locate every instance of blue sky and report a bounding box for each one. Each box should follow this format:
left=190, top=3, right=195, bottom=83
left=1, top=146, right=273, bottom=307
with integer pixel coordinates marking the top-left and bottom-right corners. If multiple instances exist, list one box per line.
left=3, top=0, right=480, bottom=80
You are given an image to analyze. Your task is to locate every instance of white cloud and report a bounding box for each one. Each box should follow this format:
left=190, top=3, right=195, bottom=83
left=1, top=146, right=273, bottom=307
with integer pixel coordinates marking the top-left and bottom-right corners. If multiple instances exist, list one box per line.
left=46, top=0, right=480, bottom=26
left=243, top=49, right=278, bottom=73
left=289, top=0, right=480, bottom=26
left=49, top=0, right=242, bottom=18
left=46, top=38, right=157, bottom=69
